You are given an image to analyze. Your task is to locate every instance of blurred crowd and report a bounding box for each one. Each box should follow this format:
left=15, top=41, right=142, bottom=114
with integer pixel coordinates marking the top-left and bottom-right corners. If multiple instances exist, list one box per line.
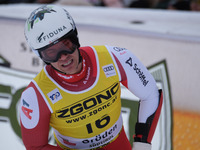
left=0, top=0, right=200, bottom=11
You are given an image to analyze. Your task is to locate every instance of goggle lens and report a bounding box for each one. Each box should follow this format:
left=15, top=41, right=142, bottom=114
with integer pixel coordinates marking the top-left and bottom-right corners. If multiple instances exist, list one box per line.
left=39, top=40, right=76, bottom=63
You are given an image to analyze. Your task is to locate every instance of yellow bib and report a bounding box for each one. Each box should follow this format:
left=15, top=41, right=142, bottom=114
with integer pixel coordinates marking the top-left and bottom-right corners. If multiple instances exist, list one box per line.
left=34, top=46, right=122, bottom=149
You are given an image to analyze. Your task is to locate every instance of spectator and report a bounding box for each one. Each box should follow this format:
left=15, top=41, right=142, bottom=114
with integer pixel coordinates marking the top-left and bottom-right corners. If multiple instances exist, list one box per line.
left=154, top=0, right=171, bottom=9
left=190, top=0, right=200, bottom=11
left=129, top=0, right=151, bottom=8
left=0, top=0, right=35, bottom=4
left=98, top=0, right=124, bottom=7
left=36, top=0, right=56, bottom=4
left=168, top=0, right=191, bottom=10
left=53, top=0, right=92, bottom=6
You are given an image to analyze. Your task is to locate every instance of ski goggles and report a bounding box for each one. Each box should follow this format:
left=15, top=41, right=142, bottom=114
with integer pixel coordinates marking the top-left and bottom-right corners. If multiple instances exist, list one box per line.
left=39, top=39, right=77, bottom=63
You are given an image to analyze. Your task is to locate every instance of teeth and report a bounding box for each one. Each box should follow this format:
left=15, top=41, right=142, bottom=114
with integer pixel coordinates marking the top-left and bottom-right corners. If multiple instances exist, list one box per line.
left=63, top=60, right=72, bottom=66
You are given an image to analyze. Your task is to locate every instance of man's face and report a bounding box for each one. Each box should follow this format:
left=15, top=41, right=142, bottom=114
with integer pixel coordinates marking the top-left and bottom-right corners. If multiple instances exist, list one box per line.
left=41, top=39, right=81, bottom=74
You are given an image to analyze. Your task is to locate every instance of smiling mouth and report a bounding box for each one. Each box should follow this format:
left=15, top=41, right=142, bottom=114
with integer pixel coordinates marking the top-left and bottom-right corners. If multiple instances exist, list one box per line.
left=62, top=60, right=73, bottom=67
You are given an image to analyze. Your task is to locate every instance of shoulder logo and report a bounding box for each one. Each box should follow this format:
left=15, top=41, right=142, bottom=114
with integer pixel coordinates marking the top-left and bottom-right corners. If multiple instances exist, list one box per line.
left=102, top=64, right=116, bottom=78
left=113, top=47, right=127, bottom=55
left=20, top=87, right=39, bottom=129
left=47, top=88, right=62, bottom=104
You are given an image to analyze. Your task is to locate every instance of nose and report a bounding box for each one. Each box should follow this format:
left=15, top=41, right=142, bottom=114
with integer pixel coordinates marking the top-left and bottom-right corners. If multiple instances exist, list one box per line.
left=59, top=53, right=68, bottom=61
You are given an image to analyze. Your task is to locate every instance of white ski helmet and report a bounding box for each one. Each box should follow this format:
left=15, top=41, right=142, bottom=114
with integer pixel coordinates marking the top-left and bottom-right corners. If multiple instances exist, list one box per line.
left=24, top=5, right=80, bottom=58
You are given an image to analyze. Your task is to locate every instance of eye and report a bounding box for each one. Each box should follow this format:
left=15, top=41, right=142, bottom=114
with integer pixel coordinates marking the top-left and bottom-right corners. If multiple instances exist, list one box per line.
left=45, top=49, right=56, bottom=57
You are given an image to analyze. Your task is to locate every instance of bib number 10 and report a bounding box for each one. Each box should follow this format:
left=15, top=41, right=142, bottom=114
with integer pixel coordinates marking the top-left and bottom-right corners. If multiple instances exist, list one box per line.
left=86, top=115, right=110, bottom=134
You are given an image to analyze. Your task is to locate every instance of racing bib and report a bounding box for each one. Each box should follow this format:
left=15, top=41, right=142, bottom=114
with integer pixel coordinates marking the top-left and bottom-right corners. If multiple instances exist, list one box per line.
left=33, top=46, right=122, bottom=149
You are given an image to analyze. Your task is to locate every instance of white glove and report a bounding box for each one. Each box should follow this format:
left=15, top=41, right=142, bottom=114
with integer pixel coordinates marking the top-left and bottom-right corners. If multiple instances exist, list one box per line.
left=132, top=142, right=151, bottom=150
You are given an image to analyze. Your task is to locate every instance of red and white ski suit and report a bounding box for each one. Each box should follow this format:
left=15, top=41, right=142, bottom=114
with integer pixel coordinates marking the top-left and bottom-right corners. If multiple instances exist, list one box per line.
left=20, top=45, right=162, bottom=150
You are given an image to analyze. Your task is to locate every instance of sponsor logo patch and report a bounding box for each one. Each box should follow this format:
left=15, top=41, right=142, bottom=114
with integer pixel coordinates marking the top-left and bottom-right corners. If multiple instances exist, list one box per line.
left=113, top=47, right=127, bottom=55
left=20, top=87, right=40, bottom=129
left=102, top=64, right=116, bottom=78
left=47, top=88, right=62, bottom=104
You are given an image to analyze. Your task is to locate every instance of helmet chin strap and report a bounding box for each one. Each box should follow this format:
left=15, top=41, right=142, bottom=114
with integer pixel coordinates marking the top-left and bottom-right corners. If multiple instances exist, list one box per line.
left=78, top=48, right=82, bottom=64
left=51, top=64, right=66, bottom=75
